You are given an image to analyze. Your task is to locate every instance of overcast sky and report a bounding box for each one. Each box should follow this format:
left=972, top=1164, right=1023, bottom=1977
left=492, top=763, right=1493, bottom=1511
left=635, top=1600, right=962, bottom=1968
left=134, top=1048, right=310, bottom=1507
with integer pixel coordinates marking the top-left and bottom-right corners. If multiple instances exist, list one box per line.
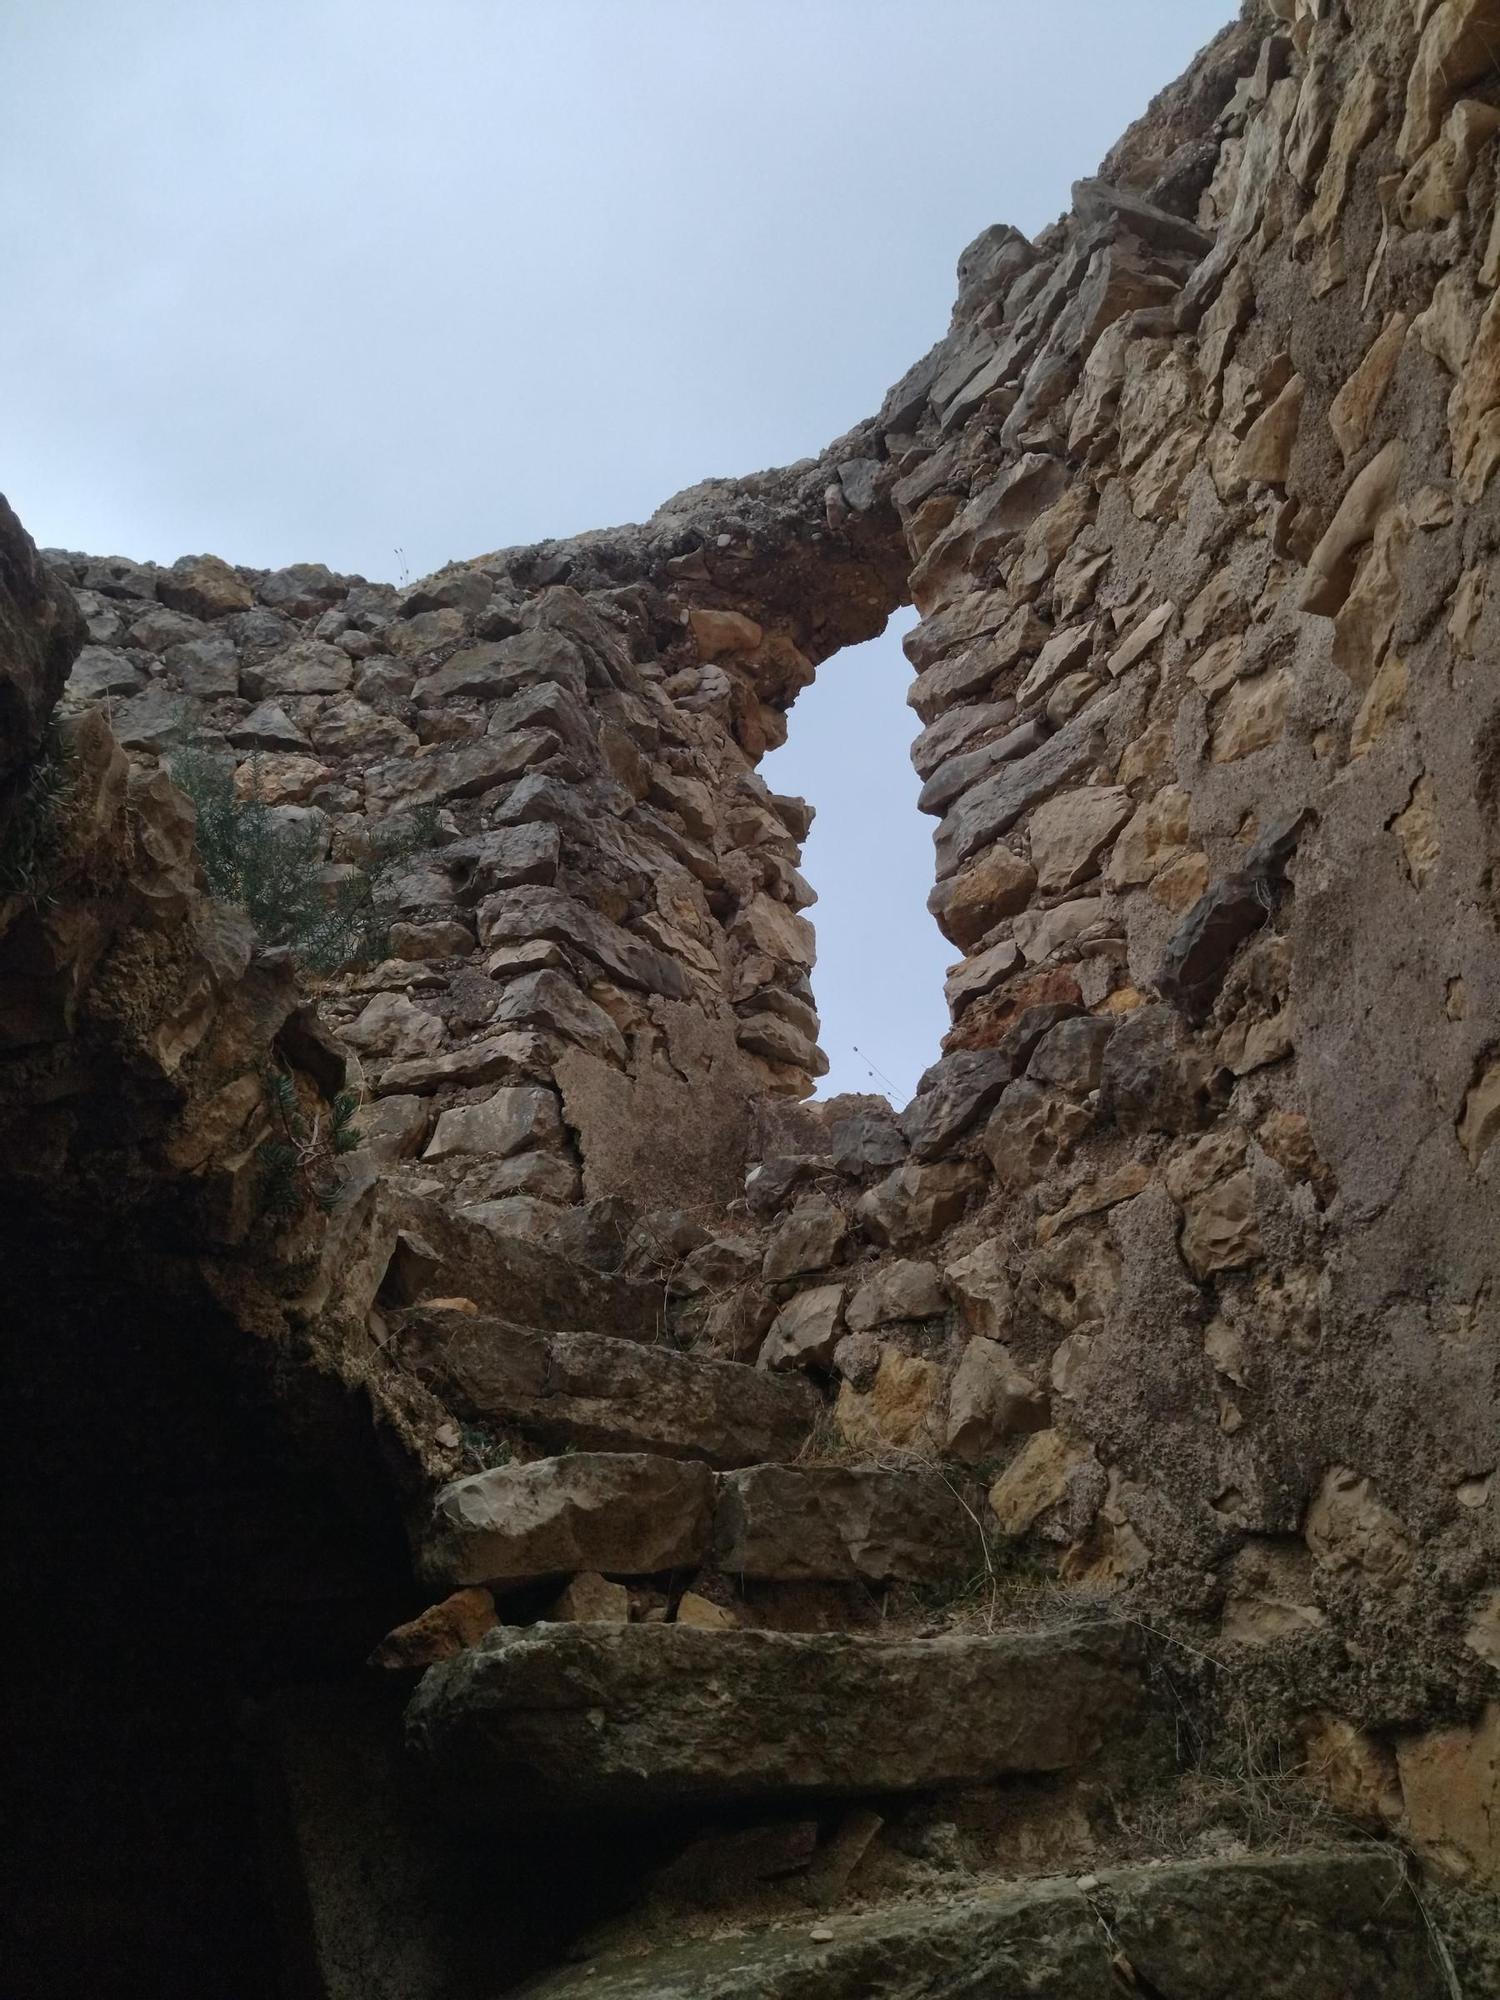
left=3, top=0, right=1224, bottom=1100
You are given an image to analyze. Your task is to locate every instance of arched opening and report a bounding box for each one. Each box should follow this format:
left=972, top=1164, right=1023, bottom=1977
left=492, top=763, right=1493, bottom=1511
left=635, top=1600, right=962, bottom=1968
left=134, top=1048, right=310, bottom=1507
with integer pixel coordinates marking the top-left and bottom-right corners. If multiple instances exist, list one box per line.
left=763, top=608, right=949, bottom=1106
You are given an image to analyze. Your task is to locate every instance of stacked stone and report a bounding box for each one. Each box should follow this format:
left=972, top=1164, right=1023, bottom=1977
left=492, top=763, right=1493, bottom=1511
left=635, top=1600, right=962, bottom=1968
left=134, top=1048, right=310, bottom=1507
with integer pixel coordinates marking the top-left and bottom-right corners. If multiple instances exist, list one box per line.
left=46, top=438, right=907, bottom=1223
left=43, top=0, right=1500, bottom=1886
left=733, top=0, right=1500, bottom=1879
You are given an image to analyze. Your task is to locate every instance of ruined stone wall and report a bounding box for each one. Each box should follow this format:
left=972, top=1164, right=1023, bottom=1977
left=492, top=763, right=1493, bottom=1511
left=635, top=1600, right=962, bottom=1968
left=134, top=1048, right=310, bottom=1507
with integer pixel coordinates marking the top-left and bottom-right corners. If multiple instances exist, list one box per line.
left=735, top=0, right=1500, bottom=1875
left=44, top=426, right=906, bottom=1232
left=18, top=0, right=1500, bottom=1912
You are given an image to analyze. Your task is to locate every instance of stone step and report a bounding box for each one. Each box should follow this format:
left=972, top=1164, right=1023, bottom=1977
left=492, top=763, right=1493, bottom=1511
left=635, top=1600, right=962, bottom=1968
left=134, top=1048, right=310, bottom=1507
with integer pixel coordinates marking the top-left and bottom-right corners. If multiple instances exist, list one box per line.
left=419, top=1455, right=981, bottom=1594
left=393, top=1305, right=819, bottom=1470
left=405, top=1621, right=1143, bottom=1824
left=508, top=1851, right=1440, bottom=1999
left=713, top=1463, right=975, bottom=1584
left=378, top=1200, right=665, bottom=1339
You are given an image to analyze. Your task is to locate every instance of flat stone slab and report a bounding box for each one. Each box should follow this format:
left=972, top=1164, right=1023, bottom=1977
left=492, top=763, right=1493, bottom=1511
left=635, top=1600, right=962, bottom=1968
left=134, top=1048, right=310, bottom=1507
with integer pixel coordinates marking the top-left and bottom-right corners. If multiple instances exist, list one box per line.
left=394, top=1305, right=819, bottom=1470
left=420, top=1453, right=715, bottom=1592
left=514, top=1852, right=1438, bottom=1998
left=405, top=1622, right=1143, bottom=1822
left=712, top=1465, right=976, bottom=1583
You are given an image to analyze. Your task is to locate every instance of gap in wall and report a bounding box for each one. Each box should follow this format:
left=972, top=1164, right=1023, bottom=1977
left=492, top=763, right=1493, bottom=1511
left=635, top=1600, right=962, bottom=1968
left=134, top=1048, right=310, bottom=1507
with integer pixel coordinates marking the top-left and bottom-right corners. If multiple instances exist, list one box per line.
left=763, top=606, right=949, bottom=1106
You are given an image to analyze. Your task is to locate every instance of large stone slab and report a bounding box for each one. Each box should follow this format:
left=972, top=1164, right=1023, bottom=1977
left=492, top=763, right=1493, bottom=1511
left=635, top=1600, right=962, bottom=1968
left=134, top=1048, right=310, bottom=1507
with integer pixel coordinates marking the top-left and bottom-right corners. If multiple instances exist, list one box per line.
left=405, top=1622, right=1144, bottom=1821
left=712, top=1465, right=975, bottom=1583
left=377, top=1202, right=665, bottom=1338
left=392, top=1305, right=819, bottom=1469
left=515, top=1852, right=1439, bottom=1998
left=420, top=1454, right=714, bottom=1591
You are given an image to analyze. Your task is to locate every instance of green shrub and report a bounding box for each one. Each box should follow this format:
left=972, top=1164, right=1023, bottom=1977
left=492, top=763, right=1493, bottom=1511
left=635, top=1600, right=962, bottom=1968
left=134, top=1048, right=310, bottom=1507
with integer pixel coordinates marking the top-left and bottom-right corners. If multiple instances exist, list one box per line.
left=0, top=730, right=74, bottom=905
left=256, top=1070, right=365, bottom=1222
left=169, top=749, right=435, bottom=973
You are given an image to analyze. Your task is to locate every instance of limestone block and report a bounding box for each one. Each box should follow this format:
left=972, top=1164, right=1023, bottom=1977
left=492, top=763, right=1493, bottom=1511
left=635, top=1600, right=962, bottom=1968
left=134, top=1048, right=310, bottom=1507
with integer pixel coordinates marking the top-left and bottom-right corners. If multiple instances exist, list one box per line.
left=834, top=1348, right=942, bottom=1457
left=343, top=990, right=445, bottom=1060
left=988, top=1430, right=1092, bottom=1537
left=1305, top=1467, right=1413, bottom=1583
left=1398, top=0, right=1500, bottom=161
left=423, top=1086, right=564, bottom=1162
left=758, top=1283, right=846, bottom=1373
left=944, top=1239, right=1014, bottom=1340
left=1024, top=1226, right=1121, bottom=1331
left=1180, top=1170, right=1262, bottom=1276
left=510, top=1853, right=1439, bottom=1996
left=927, top=844, right=1036, bottom=948
left=157, top=552, right=253, bottom=620
left=396, top=1306, right=818, bottom=1469
left=1210, top=670, right=1291, bottom=762
left=762, top=1202, right=848, bottom=1282
left=845, top=1260, right=946, bottom=1330
left=713, top=1465, right=973, bottom=1583
left=408, top=1622, right=1144, bottom=1823
left=983, top=1080, right=1090, bottom=1188
left=420, top=1453, right=716, bottom=1591
left=945, top=1339, right=1048, bottom=1460
left=1397, top=1704, right=1500, bottom=1882
left=369, top=1588, right=497, bottom=1670
left=549, top=1572, right=631, bottom=1624
left=1027, top=785, right=1132, bottom=892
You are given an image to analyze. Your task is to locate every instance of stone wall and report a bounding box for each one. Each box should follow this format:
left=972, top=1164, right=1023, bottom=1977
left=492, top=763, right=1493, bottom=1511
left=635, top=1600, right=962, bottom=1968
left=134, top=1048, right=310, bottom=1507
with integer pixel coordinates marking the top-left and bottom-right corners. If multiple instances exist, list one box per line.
left=12, top=0, right=1500, bottom=1948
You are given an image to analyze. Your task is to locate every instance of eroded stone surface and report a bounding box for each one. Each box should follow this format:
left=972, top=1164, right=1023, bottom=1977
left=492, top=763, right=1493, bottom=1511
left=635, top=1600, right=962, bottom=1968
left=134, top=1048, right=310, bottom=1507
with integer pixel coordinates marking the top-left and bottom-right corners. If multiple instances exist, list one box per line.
left=406, top=1621, right=1144, bottom=1819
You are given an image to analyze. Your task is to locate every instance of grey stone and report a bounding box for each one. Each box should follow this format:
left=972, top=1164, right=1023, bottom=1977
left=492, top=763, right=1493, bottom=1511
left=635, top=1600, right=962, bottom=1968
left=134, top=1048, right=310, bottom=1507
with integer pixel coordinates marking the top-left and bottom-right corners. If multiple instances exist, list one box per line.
left=945, top=1339, right=1049, bottom=1460
left=901, top=1050, right=1014, bottom=1161
left=378, top=1031, right=547, bottom=1095
left=229, top=700, right=310, bottom=752
left=917, top=718, right=1049, bottom=818
left=223, top=606, right=294, bottom=661
left=828, top=1107, right=907, bottom=1176
left=249, top=638, right=353, bottom=699
left=932, top=691, right=1119, bottom=877
left=1098, top=1004, right=1209, bottom=1135
left=393, top=1305, right=818, bottom=1469
left=757, top=1283, right=845, bottom=1373
left=419, top=1452, right=714, bottom=1591
left=66, top=646, right=144, bottom=701
left=478, top=887, right=691, bottom=998
left=909, top=698, right=1019, bottom=782
left=257, top=561, right=351, bottom=619
left=762, top=1201, right=849, bottom=1282
left=982, top=1079, right=1091, bottom=1187
left=79, top=553, right=157, bottom=600
left=354, top=1093, right=431, bottom=1161
left=712, top=1465, right=974, bottom=1582
left=845, top=1259, right=947, bottom=1329
left=406, top=1621, right=1145, bottom=1820
left=125, top=605, right=207, bottom=652
left=1072, top=175, right=1215, bottom=259
left=489, top=969, right=627, bottom=1064
left=111, top=684, right=196, bottom=750
left=423, top=1085, right=563, bottom=1161
left=161, top=630, right=239, bottom=695
left=1027, top=1015, right=1114, bottom=1095
left=441, top=823, right=561, bottom=900
left=514, top=1853, right=1436, bottom=1998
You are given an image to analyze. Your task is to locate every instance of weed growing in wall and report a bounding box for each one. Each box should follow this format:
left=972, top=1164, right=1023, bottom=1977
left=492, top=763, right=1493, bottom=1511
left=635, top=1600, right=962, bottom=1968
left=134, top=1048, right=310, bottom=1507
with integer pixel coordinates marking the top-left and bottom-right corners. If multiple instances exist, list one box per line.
left=169, top=748, right=436, bottom=972
left=0, top=729, right=74, bottom=905
left=256, top=1066, right=363, bottom=1221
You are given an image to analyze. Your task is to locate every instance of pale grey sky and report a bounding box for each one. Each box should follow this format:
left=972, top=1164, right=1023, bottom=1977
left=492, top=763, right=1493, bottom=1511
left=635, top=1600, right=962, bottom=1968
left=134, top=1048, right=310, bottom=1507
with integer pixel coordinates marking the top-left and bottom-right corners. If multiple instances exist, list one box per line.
left=3, top=0, right=1226, bottom=1098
